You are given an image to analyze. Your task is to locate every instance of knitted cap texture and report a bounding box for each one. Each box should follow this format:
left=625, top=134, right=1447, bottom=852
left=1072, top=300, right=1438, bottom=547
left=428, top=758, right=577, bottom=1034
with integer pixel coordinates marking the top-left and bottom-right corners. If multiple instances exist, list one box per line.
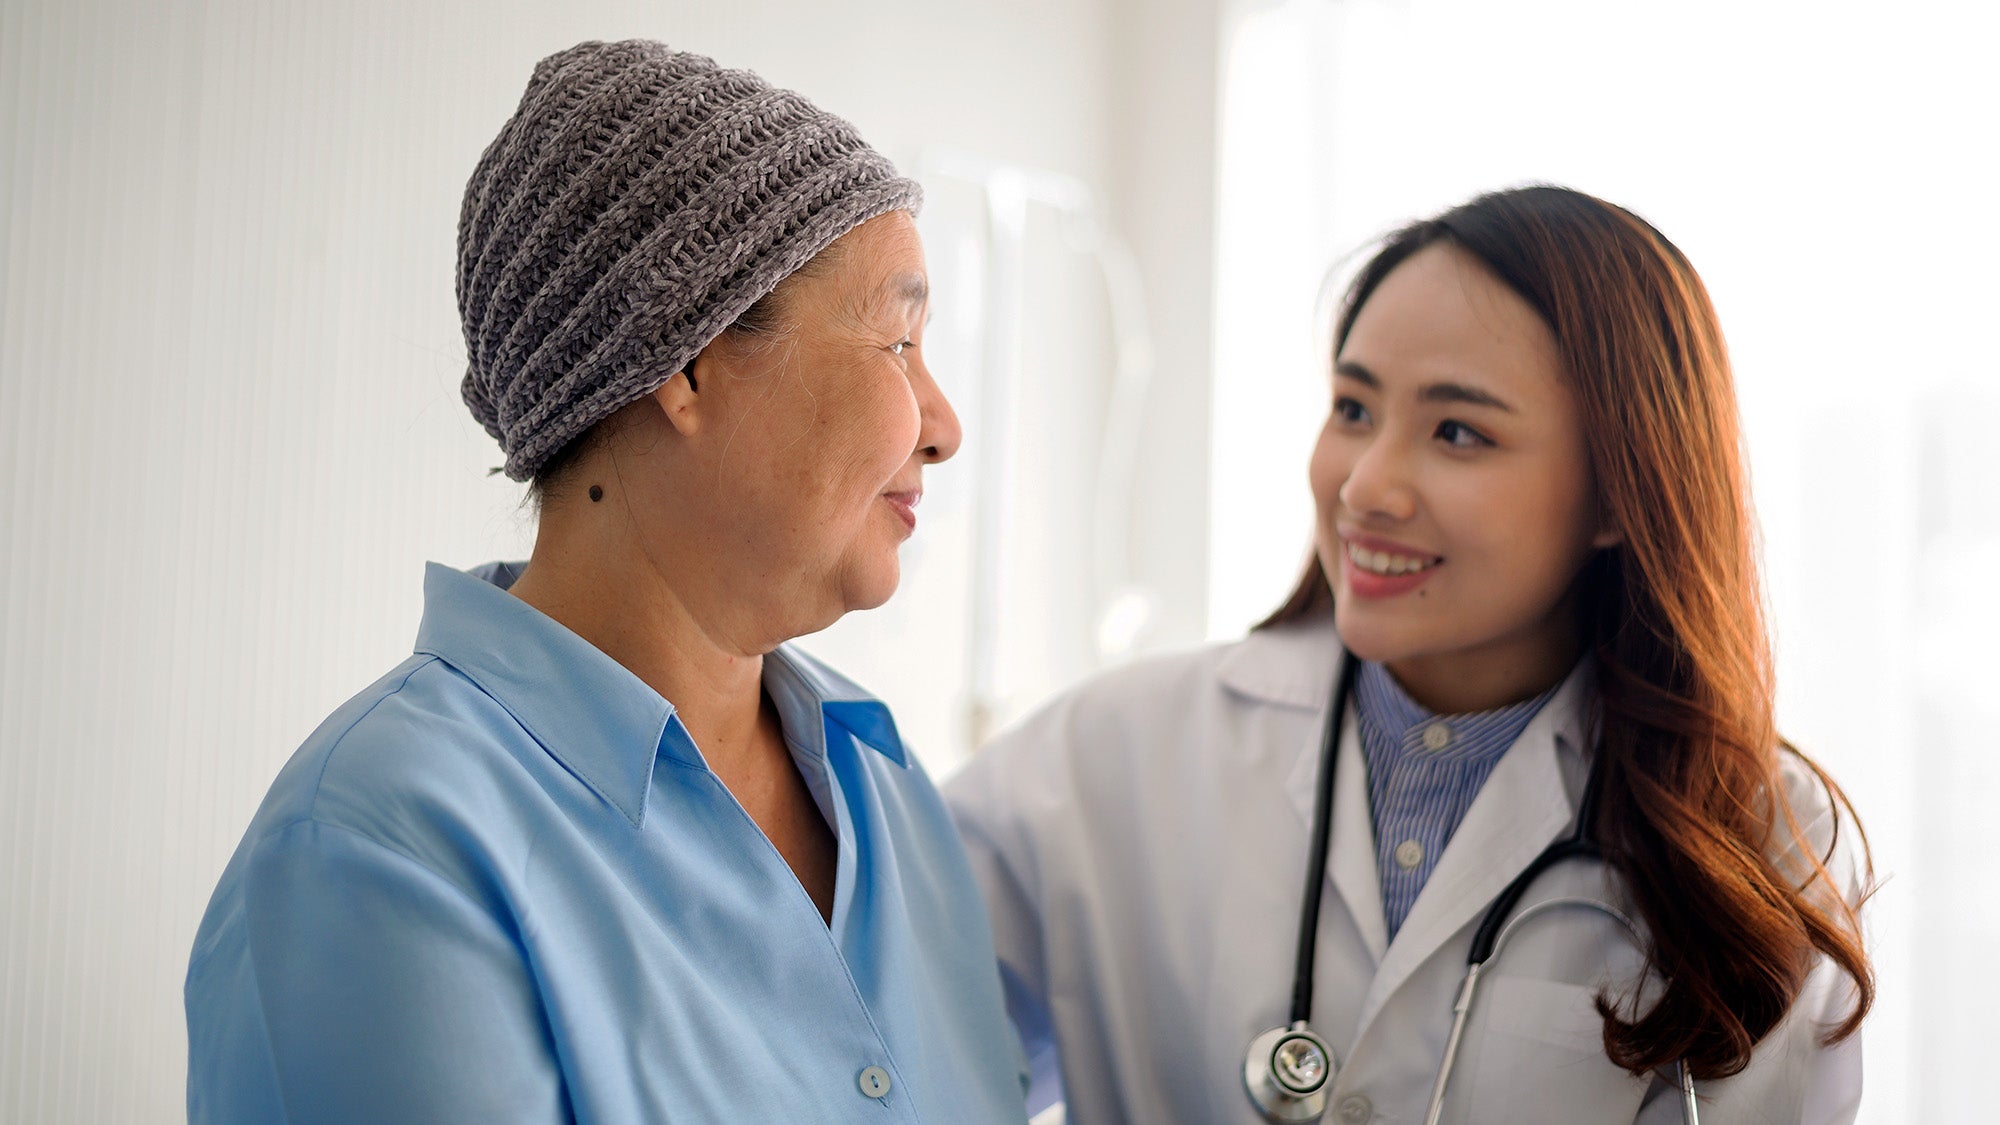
left=458, top=40, right=923, bottom=480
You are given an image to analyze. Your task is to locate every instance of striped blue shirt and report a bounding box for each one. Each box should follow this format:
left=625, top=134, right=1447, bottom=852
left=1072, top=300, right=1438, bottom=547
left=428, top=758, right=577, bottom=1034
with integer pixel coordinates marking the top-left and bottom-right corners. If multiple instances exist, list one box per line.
left=1356, top=661, right=1560, bottom=939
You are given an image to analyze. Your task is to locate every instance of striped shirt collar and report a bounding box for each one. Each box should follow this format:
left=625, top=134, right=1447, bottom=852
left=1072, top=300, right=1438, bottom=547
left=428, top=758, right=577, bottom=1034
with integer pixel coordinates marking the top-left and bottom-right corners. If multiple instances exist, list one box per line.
left=1213, top=614, right=1599, bottom=787
left=1354, top=661, right=1560, bottom=767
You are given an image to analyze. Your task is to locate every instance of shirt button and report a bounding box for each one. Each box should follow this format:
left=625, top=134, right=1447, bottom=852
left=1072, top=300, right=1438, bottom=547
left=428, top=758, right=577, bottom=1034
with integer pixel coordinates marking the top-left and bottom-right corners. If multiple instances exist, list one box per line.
left=1395, top=839, right=1424, bottom=869
left=1422, top=722, right=1454, bottom=751
left=1338, top=1093, right=1373, bottom=1122
left=857, top=1065, right=892, bottom=1099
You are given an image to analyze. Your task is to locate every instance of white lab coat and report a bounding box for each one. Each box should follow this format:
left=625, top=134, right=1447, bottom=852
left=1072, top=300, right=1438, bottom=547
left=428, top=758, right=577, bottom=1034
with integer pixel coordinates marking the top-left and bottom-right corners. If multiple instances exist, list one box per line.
left=945, top=614, right=1865, bottom=1125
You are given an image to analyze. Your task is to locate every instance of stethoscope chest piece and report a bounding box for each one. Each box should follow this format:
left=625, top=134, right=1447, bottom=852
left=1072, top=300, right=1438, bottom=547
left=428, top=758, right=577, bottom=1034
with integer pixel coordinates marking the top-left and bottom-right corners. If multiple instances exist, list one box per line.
left=1244, top=1022, right=1335, bottom=1122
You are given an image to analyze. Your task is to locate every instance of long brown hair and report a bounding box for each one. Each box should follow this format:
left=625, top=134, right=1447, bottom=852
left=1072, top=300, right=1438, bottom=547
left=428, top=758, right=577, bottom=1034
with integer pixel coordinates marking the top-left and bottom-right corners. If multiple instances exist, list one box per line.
left=1264, top=185, right=1871, bottom=1080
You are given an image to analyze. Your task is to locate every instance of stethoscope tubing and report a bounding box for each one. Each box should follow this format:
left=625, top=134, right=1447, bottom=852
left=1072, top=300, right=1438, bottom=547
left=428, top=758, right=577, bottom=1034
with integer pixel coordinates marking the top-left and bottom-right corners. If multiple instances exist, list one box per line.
left=1287, top=655, right=1356, bottom=1026
left=1422, top=896, right=1700, bottom=1125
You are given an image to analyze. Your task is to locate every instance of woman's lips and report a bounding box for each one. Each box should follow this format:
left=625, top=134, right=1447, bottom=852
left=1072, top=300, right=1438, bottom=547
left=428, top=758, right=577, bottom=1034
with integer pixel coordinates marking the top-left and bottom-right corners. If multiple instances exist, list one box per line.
left=1338, top=533, right=1442, bottom=599
left=882, top=490, right=920, bottom=533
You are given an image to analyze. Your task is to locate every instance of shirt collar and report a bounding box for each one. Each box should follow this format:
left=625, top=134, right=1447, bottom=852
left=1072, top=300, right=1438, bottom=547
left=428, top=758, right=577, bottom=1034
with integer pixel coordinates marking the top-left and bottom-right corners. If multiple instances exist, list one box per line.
left=414, top=562, right=907, bottom=830
left=760, top=644, right=909, bottom=768
left=1355, top=659, right=1431, bottom=742
left=1354, top=659, right=1560, bottom=766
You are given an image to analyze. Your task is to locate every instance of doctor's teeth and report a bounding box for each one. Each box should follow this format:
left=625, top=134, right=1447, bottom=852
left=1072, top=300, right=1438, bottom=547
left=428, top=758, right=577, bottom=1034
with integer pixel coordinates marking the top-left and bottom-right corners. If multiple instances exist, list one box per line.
left=1347, top=543, right=1435, bottom=576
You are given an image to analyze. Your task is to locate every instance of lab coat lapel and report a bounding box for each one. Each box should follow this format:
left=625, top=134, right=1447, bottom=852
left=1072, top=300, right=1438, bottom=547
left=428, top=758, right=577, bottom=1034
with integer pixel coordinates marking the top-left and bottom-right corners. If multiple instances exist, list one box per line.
left=1282, top=650, right=1389, bottom=965
left=1354, top=694, right=1578, bottom=1033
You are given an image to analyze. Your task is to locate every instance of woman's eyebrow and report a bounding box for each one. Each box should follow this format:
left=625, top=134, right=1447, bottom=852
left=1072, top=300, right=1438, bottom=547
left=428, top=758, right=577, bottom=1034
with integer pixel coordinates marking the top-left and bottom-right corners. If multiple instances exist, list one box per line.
left=1334, top=359, right=1514, bottom=412
left=855, top=272, right=929, bottom=322
left=1419, top=382, right=1514, bottom=412
left=1333, top=359, right=1379, bottom=387
left=890, top=272, right=928, bottom=308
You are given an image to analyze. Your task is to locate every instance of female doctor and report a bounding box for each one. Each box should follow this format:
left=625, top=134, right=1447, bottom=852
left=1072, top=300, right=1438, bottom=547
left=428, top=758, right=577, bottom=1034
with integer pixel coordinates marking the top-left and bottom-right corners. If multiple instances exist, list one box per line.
left=946, top=186, right=1873, bottom=1124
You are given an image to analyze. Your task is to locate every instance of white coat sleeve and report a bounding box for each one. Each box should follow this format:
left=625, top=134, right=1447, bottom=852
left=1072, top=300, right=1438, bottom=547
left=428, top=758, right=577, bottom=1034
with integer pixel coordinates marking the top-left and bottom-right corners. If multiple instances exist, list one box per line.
left=946, top=739, right=1067, bottom=1116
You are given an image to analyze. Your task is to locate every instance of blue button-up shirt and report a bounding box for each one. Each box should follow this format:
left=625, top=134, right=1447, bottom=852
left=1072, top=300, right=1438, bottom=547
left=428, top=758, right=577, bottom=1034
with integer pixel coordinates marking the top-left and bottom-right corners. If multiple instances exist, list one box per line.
left=1356, top=660, right=1559, bottom=939
left=186, top=562, right=1028, bottom=1123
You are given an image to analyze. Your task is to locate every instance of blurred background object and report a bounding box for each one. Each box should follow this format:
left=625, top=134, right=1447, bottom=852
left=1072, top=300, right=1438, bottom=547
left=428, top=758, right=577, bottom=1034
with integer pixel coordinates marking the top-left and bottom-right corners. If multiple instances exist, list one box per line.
left=2, top=0, right=1992, bottom=1120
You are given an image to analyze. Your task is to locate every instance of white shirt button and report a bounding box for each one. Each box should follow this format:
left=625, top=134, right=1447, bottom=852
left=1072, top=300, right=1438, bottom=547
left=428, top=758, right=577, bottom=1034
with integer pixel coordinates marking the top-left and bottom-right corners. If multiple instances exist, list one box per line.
left=1394, top=839, right=1424, bottom=869
left=1338, top=1093, right=1373, bottom=1122
left=1422, top=722, right=1454, bottom=751
left=858, top=1065, right=892, bottom=1099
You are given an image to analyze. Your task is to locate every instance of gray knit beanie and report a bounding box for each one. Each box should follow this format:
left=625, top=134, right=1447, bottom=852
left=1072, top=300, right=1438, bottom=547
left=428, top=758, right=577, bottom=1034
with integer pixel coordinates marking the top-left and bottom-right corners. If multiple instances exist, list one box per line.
left=457, top=40, right=924, bottom=480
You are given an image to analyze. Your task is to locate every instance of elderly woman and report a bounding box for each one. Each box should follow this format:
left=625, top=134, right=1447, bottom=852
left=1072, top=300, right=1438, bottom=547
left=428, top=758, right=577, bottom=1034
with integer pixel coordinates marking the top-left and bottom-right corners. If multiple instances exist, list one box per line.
left=185, top=41, right=1026, bottom=1123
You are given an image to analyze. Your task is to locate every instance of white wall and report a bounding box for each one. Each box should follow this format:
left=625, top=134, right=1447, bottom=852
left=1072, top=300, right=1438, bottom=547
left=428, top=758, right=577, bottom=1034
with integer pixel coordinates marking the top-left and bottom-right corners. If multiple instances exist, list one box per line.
left=0, top=1, right=1235, bottom=1119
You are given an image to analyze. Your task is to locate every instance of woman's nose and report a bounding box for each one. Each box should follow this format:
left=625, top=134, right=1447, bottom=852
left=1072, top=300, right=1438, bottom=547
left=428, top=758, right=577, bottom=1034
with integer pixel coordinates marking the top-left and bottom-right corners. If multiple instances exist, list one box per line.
left=1338, top=437, right=1418, bottom=522
left=912, top=354, right=962, bottom=464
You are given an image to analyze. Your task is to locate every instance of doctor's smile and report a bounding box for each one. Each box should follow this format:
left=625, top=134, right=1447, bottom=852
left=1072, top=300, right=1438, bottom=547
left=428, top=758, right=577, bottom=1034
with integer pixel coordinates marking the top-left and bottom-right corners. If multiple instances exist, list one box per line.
left=1338, top=532, right=1443, bottom=599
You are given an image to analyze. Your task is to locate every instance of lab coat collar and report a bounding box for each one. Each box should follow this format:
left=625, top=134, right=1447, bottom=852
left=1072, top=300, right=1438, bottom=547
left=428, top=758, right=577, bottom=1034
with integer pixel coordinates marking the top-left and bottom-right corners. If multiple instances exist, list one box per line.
left=1355, top=657, right=1598, bottom=1035
left=1220, top=617, right=1393, bottom=963
left=415, top=562, right=907, bottom=830
left=1287, top=661, right=1392, bottom=964
left=1215, top=613, right=1344, bottom=712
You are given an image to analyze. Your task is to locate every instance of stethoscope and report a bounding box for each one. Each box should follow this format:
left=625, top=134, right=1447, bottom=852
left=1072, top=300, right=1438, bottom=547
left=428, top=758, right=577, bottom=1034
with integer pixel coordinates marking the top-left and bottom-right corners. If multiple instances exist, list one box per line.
left=1242, top=656, right=1700, bottom=1125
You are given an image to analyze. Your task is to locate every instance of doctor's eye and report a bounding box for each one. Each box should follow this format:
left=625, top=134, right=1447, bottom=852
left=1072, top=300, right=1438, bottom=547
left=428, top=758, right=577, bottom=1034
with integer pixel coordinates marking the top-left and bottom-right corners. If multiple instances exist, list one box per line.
left=889, top=339, right=913, bottom=356
left=1332, top=396, right=1372, bottom=427
left=1435, top=419, right=1493, bottom=449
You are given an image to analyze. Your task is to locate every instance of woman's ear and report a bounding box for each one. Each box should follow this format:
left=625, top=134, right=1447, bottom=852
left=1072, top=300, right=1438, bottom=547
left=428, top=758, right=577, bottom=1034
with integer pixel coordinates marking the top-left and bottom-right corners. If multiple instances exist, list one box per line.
left=1589, top=491, right=1624, bottom=550
left=650, top=369, right=701, bottom=437
left=1592, top=484, right=1624, bottom=548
